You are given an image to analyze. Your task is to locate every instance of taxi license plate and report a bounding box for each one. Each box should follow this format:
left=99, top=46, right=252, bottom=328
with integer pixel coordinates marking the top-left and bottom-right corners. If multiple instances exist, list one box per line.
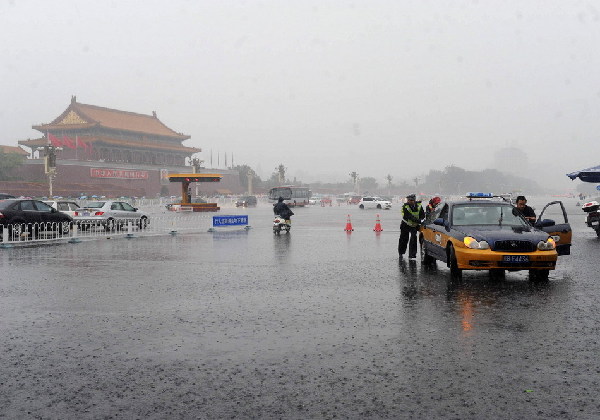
left=83, top=211, right=90, bottom=216
left=503, top=255, right=529, bottom=263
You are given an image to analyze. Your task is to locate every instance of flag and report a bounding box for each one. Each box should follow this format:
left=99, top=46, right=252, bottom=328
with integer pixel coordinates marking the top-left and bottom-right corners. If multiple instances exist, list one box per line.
left=76, top=136, right=88, bottom=151
left=48, top=133, right=63, bottom=147
left=62, top=136, right=76, bottom=149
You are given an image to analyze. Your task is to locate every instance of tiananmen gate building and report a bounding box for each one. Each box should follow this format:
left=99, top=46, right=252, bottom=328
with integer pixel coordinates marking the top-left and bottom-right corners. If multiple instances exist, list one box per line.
left=12, top=96, right=242, bottom=197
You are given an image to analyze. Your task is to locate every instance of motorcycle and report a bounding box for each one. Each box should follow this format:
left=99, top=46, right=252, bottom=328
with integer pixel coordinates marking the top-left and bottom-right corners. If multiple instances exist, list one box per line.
left=273, top=214, right=291, bottom=234
left=582, top=200, right=600, bottom=237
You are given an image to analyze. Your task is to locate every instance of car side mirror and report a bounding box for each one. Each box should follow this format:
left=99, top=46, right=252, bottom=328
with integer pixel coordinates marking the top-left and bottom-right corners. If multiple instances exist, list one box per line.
left=536, top=219, right=556, bottom=228
left=51, top=208, right=57, bottom=213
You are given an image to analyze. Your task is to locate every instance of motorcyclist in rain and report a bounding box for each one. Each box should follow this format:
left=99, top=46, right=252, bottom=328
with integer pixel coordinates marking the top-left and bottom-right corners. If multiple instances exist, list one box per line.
left=273, top=197, right=294, bottom=225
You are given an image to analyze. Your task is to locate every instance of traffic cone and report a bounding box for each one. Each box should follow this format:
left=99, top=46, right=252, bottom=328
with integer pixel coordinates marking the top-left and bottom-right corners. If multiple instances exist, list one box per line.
left=373, top=214, right=383, bottom=232
left=344, top=214, right=354, bottom=232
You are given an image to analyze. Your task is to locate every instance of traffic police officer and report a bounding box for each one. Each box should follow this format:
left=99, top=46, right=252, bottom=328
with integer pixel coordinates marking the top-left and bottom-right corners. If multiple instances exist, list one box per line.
left=398, top=194, right=425, bottom=259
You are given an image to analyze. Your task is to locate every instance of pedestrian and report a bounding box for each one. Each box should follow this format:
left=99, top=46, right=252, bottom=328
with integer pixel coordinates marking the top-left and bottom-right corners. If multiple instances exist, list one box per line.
left=425, top=196, right=441, bottom=222
left=398, top=194, right=425, bottom=259
left=514, top=195, right=536, bottom=224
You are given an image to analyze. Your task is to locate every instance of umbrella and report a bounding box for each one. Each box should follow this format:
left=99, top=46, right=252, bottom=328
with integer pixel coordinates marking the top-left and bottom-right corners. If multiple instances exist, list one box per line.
left=566, top=165, right=600, bottom=183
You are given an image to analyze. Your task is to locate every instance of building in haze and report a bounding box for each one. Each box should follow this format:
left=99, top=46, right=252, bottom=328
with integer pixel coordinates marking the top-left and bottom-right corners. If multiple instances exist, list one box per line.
left=492, top=146, right=529, bottom=174
left=12, top=96, right=241, bottom=197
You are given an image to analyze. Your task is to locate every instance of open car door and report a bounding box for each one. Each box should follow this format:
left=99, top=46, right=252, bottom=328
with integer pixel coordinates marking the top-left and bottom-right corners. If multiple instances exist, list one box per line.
left=536, top=201, right=571, bottom=256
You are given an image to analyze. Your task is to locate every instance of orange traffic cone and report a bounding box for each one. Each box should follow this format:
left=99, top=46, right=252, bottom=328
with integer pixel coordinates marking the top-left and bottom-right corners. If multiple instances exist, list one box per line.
left=373, top=214, right=383, bottom=232
left=344, top=214, right=354, bottom=232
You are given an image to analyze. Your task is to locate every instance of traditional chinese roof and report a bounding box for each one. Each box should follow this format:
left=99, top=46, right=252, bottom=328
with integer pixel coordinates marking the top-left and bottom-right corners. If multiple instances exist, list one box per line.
left=32, top=96, right=190, bottom=140
left=18, top=135, right=200, bottom=154
left=0, top=145, right=29, bottom=156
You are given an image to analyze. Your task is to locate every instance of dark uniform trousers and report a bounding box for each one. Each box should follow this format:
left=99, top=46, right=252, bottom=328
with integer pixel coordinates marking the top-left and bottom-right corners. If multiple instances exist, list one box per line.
left=398, top=221, right=418, bottom=258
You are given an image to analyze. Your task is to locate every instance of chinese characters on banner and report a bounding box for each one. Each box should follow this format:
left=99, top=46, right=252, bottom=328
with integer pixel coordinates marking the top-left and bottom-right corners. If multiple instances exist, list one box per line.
left=212, top=215, right=249, bottom=227
left=90, top=168, right=149, bottom=179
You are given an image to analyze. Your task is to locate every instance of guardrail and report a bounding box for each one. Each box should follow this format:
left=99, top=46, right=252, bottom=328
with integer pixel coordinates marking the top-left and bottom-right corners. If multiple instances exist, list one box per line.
left=0, top=214, right=217, bottom=247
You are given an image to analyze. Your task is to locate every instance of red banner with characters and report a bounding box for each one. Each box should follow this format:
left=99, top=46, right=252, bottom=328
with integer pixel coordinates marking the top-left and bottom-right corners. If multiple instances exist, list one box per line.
left=90, top=168, right=149, bottom=179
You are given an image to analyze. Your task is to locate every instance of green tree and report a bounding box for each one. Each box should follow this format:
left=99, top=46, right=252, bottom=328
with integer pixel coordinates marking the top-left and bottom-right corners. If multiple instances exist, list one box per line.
left=0, top=150, right=25, bottom=180
left=232, top=164, right=262, bottom=189
left=360, top=177, right=379, bottom=194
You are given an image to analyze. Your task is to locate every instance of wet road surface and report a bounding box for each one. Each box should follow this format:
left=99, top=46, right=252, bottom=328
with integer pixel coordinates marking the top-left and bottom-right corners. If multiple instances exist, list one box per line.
left=1, top=197, right=599, bottom=419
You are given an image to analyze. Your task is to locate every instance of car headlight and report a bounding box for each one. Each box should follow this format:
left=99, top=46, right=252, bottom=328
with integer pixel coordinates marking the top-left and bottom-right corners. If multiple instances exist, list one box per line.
left=537, top=237, right=556, bottom=250
left=463, top=236, right=490, bottom=249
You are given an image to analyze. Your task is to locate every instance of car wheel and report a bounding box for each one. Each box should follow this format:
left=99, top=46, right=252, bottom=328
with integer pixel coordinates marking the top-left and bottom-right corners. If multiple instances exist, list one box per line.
left=359, top=204, right=364, bottom=209
left=60, top=221, right=71, bottom=235
left=105, top=218, right=116, bottom=231
left=139, top=217, right=148, bottom=229
left=420, top=237, right=435, bottom=265
left=448, top=245, right=462, bottom=279
left=529, top=269, right=549, bottom=282
left=10, top=222, right=27, bottom=239
left=376, top=204, right=382, bottom=209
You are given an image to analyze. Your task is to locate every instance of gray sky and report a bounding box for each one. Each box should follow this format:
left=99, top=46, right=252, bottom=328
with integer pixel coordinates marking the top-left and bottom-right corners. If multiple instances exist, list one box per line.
left=1, top=0, right=599, bottom=190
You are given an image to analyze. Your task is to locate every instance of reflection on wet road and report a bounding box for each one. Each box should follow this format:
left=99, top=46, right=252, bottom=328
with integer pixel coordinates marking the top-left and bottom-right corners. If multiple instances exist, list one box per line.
left=1, top=198, right=599, bottom=418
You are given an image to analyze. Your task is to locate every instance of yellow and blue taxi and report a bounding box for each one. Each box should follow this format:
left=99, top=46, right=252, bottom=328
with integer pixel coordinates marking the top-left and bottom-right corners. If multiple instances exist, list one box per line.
left=419, top=193, right=571, bottom=280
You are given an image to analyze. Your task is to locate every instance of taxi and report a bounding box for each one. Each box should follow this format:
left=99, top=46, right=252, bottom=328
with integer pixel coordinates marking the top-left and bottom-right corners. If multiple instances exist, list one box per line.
left=419, top=193, right=571, bottom=280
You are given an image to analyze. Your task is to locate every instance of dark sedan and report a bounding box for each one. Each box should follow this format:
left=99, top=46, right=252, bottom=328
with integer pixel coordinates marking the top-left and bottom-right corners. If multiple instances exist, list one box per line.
left=236, top=195, right=257, bottom=207
left=0, top=199, right=73, bottom=239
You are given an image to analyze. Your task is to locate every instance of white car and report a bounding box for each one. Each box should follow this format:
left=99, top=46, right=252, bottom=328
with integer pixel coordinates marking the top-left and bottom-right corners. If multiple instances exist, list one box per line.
left=44, top=200, right=81, bottom=218
left=73, top=200, right=149, bottom=230
left=358, top=196, right=392, bottom=210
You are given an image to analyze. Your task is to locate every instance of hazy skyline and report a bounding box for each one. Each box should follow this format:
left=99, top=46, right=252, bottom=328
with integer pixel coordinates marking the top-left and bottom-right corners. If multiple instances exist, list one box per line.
left=2, top=0, right=599, bottom=190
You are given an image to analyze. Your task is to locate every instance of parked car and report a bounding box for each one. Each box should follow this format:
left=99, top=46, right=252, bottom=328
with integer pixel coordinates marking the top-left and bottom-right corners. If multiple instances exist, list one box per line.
left=0, top=199, right=72, bottom=237
left=349, top=195, right=362, bottom=205
left=358, top=196, right=392, bottom=210
left=235, top=196, right=257, bottom=207
left=73, top=200, right=149, bottom=230
left=44, top=200, right=81, bottom=218
left=0, top=193, right=16, bottom=200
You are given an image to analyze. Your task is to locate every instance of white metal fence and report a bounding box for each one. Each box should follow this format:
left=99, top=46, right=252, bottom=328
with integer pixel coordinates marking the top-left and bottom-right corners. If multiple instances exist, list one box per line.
left=0, top=214, right=218, bottom=247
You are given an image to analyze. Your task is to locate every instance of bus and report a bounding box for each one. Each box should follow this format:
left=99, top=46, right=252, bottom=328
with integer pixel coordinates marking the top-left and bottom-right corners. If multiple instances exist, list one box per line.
left=268, top=186, right=312, bottom=207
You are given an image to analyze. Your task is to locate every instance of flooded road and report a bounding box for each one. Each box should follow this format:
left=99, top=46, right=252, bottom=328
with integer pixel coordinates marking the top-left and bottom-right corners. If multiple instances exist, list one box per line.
left=1, top=197, right=599, bottom=418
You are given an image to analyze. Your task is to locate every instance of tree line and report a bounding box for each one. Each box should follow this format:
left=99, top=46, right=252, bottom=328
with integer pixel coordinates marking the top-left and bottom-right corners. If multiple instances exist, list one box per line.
left=234, top=163, right=543, bottom=196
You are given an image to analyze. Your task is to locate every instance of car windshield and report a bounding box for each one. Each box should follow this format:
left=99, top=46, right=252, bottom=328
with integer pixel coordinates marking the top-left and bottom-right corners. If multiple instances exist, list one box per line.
left=452, top=204, right=529, bottom=227
left=83, top=202, right=106, bottom=209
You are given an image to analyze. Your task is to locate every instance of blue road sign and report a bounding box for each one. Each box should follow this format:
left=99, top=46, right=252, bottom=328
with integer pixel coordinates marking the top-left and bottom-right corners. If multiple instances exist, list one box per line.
left=213, top=215, right=249, bottom=227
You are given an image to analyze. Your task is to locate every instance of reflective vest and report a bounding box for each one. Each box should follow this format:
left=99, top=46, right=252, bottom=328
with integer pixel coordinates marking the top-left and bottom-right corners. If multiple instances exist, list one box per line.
left=402, top=203, right=421, bottom=227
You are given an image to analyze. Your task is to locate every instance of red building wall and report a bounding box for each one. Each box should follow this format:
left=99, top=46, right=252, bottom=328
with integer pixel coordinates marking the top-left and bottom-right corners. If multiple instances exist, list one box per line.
left=9, top=161, right=243, bottom=197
